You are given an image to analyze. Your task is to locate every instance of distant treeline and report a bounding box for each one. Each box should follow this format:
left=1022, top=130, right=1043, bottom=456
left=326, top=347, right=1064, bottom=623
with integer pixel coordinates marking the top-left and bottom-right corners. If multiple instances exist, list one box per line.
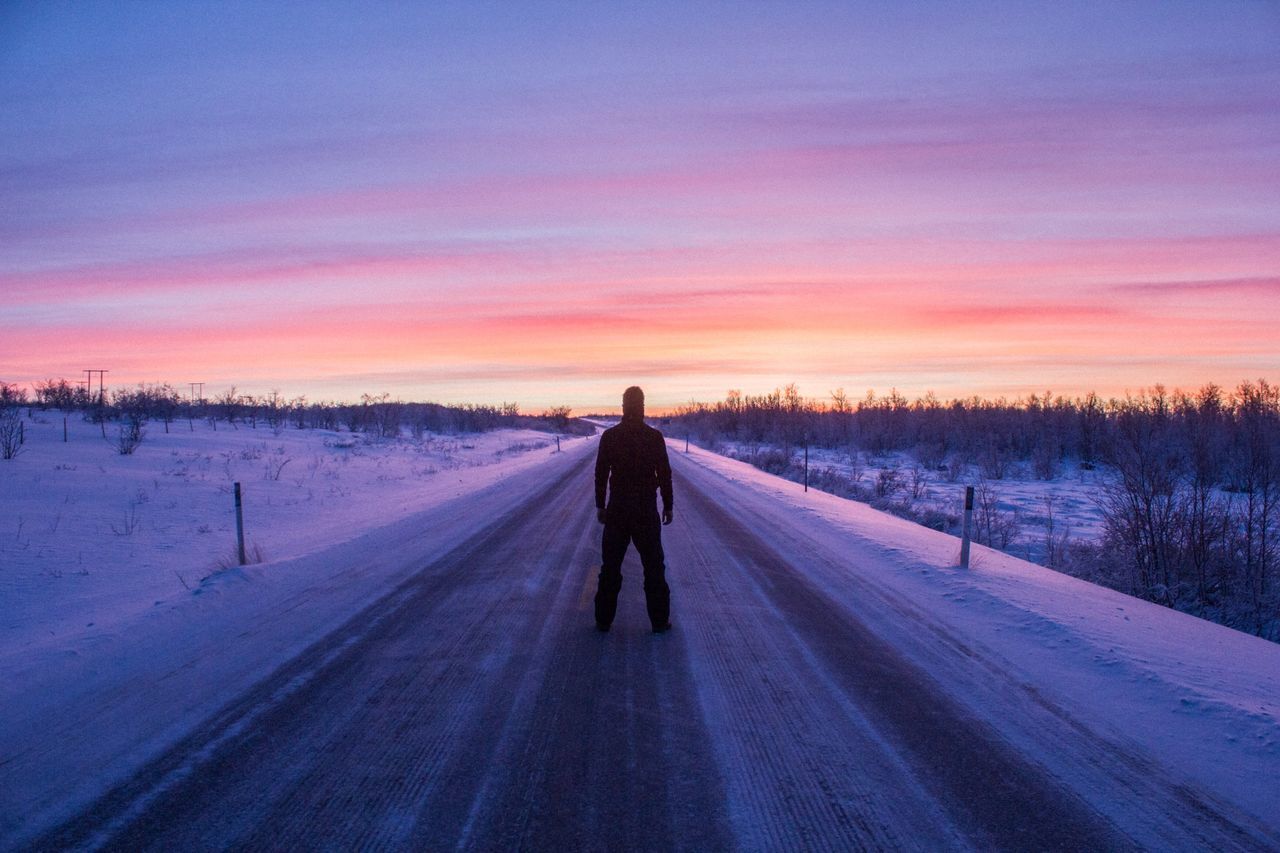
left=0, top=379, right=589, bottom=459
left=667, top=382, right=1280, bottom=639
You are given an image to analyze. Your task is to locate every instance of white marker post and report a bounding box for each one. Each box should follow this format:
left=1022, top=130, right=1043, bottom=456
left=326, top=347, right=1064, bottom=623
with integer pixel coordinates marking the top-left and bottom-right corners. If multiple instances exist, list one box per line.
left=960, top=485, right=974, bottom=568
left=234, top=482, right=247, bottom=566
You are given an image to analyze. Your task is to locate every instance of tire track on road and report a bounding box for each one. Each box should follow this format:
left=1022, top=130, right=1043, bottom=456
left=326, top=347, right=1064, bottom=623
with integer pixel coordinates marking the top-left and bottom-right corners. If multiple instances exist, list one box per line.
left=667, top=485, right=966, bottom=851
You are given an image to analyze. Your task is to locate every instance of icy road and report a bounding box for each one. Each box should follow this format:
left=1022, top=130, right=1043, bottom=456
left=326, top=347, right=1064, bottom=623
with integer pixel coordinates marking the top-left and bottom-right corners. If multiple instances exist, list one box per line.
left=16, top=442, right=1280, bottom=850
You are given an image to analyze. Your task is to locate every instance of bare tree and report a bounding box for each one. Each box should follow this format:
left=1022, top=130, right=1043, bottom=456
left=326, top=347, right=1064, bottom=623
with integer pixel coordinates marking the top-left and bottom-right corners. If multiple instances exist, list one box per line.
left=1100, top=391, right=1183, bottom=598
left=0, top=404, right=22, bottom=460
left=215, top=387, right=241, bottom=429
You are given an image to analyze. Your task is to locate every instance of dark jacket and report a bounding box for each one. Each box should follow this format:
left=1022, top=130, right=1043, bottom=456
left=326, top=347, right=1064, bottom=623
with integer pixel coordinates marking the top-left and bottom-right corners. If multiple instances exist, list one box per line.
left=595, top=417, right=673, bottom=513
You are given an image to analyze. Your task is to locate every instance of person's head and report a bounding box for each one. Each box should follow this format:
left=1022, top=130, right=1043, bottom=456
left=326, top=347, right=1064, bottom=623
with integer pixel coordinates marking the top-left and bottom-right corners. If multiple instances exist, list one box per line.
left=622, top=386, right=645, bottom=420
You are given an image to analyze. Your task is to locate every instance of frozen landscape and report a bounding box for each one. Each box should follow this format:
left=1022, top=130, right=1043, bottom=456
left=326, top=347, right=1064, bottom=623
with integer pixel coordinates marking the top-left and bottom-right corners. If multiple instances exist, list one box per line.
left=5, top=1, right=1278, bottom=848
left=2, top=417, right=1278, bottom=849
left=709, top=439, right=1110, bottom=561
left=0, top=414, right=584, bottom=654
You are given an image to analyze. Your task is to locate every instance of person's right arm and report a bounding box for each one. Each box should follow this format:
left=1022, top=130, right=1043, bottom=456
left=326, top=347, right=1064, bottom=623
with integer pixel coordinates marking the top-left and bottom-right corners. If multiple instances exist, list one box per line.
left=656, top=433, right=673, bottom=524
left=594, top=433, right=610, bottom=523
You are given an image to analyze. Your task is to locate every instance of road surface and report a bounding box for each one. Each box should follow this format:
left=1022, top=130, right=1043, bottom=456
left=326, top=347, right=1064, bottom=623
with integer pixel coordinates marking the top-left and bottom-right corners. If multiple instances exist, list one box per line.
left=34, top=443, right=1280, bottom=851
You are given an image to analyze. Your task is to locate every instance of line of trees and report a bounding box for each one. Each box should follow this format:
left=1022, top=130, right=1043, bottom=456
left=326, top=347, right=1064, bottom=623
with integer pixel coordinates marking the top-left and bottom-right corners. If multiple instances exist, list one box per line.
left=668, top=382, right=1280, bottom=639
left=2, top=379, right=589, bottom=457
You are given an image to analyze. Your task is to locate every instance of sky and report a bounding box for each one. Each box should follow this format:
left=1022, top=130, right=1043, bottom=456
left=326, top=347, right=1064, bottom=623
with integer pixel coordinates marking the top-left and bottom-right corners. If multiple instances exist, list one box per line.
left=2, top=1, right=1278, bottom=412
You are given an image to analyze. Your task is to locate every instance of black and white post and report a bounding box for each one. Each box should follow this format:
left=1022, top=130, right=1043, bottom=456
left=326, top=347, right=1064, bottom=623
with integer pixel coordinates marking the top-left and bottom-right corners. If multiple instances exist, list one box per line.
left=234, top=482, right=247, bottom=566
left=960, top=485, right=974, bottom=568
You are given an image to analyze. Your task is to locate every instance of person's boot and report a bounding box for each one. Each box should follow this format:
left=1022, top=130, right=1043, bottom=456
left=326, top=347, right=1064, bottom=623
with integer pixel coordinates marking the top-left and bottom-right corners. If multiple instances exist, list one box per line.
left=652, top=621, right=672, bottom=634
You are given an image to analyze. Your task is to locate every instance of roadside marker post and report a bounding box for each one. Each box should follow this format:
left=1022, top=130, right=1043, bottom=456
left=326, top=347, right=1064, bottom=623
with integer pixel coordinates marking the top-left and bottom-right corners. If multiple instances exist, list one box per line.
left=960, top=485, right=974, bottom=568
left=234, top=482, right=247, bottom=566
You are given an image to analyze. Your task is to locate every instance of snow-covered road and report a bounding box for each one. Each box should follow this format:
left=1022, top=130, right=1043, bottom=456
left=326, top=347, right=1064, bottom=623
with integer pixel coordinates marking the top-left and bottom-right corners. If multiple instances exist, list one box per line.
left=14, top=441, right=1280, bottom=850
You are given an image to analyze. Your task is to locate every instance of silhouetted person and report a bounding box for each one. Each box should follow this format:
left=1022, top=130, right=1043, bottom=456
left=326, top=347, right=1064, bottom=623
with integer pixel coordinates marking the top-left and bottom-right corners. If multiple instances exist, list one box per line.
left=594, top=386, right=673, bottom=633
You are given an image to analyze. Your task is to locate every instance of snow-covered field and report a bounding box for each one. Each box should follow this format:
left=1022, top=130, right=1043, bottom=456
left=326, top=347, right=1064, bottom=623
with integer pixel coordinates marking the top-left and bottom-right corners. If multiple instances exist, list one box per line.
left=0, top=415, right=586, bottom=656
left=711, top=439, right=1110, bottom=558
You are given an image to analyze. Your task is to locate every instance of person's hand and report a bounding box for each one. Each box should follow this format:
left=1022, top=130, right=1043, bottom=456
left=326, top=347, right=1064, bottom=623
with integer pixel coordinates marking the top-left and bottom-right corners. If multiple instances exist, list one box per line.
left=597, top=507, right=607, bottom=525
left=662, top=508, right=673, bottom=526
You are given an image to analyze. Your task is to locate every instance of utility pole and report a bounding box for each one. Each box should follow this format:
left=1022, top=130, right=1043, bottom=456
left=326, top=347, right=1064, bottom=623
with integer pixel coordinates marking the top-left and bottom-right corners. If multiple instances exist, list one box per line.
left=188, top=382, right=203, bottom=432
left=82, top=369, right=108, bottom=404
left=83, top=369, right=108, bottom=438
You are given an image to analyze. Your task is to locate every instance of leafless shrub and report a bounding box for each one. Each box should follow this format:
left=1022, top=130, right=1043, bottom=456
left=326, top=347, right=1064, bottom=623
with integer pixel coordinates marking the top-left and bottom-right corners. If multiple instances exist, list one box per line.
left=110, top=497, right=143, bottom=536
left=116, top=417, right=145, bottom=455
left=839, top=451, right=859, bottom=483
left=1041, top=495, right=1073, bottom=569
left=264, top=455, right=293, bottom=480
left=306, top=454, right=326, bottom=479
left=0, top=407, right=22, bottom=460
left=909, top=465, right=928, bottom=500
left=263, top=390, right=287, bottom=433
left=874, top=466, right=900, bottom=498
left=975, top=480, right=1021, bottom=550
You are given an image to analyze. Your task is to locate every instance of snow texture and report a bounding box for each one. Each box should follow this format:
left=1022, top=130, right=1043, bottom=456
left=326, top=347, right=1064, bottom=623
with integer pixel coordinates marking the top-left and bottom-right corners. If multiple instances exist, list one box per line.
left=673, top=441, right=1280, bottom=827
left=1, top=425, right=1277, bottom=845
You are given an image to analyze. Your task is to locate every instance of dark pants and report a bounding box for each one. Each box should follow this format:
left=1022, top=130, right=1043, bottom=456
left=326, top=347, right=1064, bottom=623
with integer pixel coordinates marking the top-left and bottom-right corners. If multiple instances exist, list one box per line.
left=596, top=505, right=670, bottom=629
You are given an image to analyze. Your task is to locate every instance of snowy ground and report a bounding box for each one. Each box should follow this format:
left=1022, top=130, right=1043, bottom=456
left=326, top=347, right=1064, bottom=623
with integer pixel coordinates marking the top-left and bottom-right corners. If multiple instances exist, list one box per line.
left=674, top=442, right=1280, bottom=830
left=710, top=439, right=1110, bottom=559
left=0, top=415, right=586, bottom=657
left=2, top=429, right=1277, bottom=847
